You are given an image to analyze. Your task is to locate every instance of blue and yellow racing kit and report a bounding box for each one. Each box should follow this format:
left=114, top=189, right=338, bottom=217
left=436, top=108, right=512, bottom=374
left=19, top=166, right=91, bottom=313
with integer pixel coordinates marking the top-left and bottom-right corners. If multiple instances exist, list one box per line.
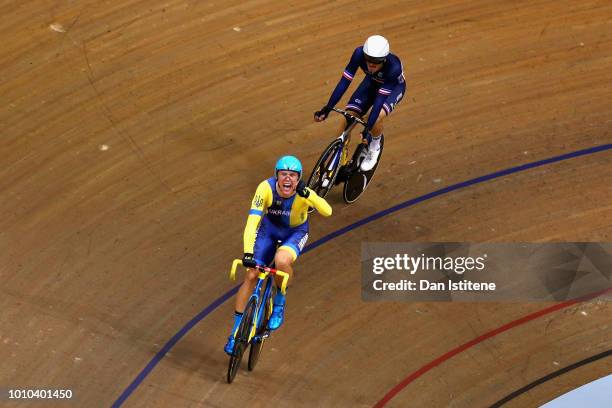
left=244, top=177, right=332, bottom=265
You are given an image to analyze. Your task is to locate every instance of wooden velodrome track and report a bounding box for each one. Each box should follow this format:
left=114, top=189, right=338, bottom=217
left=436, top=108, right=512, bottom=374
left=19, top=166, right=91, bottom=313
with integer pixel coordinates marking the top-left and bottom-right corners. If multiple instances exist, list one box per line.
left=1, top=1, right=611, bottom=407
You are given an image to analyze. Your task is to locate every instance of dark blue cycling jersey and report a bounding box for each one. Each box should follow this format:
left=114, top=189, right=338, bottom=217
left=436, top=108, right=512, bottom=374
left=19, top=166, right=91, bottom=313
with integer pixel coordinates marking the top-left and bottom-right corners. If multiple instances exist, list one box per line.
left=325, top=46, right=405, bottom=130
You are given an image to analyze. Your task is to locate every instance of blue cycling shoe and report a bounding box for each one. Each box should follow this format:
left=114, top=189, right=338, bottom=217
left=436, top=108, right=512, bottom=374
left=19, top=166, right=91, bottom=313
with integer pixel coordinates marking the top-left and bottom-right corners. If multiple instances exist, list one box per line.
left=268, top=304, right=285, bottom=330
left=224, top=335, right=236, bottom=355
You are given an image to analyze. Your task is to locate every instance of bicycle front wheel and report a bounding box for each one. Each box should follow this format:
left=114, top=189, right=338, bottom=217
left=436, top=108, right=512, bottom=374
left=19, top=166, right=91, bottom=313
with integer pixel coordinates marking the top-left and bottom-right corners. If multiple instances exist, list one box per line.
left=306, top=138, right=344, bottom=200
left=227, top=298, right=256, bottom=383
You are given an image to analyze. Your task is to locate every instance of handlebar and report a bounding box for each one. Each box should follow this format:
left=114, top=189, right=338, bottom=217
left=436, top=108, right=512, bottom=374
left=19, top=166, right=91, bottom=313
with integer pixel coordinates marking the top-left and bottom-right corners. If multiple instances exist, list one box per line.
left=229, top=259, right=290, bottom=294
left=331, top=107, right=367, bottom=127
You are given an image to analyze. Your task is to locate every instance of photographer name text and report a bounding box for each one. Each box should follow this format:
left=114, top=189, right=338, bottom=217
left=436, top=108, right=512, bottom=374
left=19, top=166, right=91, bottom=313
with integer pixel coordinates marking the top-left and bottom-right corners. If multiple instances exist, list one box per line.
left=372, top=279, right=496, bottom=291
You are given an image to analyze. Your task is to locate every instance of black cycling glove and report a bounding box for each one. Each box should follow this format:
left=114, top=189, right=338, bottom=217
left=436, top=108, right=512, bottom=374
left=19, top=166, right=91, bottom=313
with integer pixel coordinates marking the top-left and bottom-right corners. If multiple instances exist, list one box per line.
left=314, top=105, right=332, bottom=120
left=296, top=180, right=310, bottom=198
left=242, top=253, right=257, bottom=268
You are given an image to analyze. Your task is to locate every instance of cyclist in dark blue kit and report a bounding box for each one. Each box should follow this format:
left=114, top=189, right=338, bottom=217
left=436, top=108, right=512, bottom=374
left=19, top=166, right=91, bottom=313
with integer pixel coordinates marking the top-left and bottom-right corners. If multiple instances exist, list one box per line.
left=314, top=35, right=406, bottom=171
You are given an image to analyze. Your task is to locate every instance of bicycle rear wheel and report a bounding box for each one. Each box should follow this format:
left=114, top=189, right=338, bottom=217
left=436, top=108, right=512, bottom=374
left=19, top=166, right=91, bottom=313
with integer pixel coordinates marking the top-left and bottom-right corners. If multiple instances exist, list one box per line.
left=227, top=298, right=256, bottom=383
left=342, top=136, right=384, bottom=204
left=306, top=138, right=344, bottom=200
left=343, top=173, right=368, bottom=203
left=247, top=292, right=272, bottom=371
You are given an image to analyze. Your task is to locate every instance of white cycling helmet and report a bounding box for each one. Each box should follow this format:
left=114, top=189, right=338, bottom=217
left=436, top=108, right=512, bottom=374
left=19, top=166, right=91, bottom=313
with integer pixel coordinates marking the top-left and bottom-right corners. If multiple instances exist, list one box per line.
left=363, top=35, right=389, bottom=63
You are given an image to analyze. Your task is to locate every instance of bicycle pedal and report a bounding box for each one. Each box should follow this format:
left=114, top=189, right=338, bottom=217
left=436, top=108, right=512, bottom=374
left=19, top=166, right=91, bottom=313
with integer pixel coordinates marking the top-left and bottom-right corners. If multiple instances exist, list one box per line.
left=253, top=332, right=270, bottom=342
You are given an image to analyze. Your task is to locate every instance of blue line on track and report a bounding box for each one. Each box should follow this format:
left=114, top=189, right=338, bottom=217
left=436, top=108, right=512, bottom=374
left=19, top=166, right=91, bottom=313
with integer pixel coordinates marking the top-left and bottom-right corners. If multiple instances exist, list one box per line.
left=111, top=286, right=239, bottom=407
left=112, top=143, right=611, bottom=406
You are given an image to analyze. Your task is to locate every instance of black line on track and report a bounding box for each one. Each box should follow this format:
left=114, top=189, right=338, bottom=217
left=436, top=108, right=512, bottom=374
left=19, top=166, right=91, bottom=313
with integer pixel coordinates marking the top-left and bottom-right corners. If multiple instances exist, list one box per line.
left=489, top=348, right=612, bottom=407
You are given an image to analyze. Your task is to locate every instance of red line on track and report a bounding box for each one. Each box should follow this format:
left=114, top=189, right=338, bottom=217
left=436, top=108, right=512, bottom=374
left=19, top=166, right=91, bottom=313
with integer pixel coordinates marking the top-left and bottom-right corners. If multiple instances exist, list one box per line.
left=373, top=288, right=612, bottom=407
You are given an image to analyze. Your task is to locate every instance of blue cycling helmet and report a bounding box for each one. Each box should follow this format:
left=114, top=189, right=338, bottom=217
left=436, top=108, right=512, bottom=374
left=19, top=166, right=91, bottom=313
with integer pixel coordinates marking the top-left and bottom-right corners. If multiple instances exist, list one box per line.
left=275, top=155, right=302, bottom=179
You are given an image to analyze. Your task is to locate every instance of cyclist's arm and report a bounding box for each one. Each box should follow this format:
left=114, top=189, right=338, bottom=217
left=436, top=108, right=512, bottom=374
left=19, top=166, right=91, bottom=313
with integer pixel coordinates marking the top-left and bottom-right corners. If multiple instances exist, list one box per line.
left=325, top=47, right=360, bottom=108
left=243, top=181, right=273, bottom=253
left=305, top=188, right=332, bottom=217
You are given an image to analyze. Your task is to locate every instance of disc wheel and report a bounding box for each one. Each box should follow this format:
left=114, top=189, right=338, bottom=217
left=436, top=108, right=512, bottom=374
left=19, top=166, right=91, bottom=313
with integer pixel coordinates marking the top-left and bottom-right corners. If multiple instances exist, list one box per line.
left=227, top=298, right=256, bottom=383
left=306, top=138, right=344, bottom=201
left=343, top=172, right=369, bottom=203
left=342, top=136, right=384, bottom=204
left=247, top=294, right=272, bottom=371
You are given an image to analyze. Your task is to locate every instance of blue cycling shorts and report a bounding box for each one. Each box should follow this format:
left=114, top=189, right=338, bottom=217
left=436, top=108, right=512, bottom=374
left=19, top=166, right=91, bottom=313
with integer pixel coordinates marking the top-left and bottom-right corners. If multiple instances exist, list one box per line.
left=253, top=217, right=309, bottom=266
left=345, top=76, right=405, bottom=117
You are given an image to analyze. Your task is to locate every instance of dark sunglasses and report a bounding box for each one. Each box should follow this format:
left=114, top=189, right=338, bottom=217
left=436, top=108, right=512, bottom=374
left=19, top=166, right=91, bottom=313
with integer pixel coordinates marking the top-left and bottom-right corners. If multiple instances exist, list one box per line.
left=364, top=55, right=386, bottom=64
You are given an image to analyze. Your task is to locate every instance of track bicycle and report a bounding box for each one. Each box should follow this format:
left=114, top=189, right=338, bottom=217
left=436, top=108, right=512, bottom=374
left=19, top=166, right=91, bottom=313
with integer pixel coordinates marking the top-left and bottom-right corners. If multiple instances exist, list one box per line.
left=226, top=259, right=289, bottom=384
left=307, top=107, right=384, bottom=204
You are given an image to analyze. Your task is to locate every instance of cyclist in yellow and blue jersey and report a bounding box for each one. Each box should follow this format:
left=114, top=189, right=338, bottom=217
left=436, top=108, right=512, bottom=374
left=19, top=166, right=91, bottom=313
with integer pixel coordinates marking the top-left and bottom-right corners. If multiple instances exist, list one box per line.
left=225, top=155, right=332, bottom=355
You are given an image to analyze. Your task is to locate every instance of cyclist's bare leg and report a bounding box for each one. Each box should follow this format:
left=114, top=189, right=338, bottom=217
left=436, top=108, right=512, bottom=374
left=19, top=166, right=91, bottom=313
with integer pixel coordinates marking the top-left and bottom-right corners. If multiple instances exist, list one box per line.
left=336, top=108, right=363, bottom=138
left=234, top=267, right=259, bottom=312
left=369, top=108, right=387, bottom=137
left=225, top=267, right=259, bottom=351
left=266, top=248, right=294, bottom=330
left=273, top=249, right=294, bottom=288
left=336, top=108, right=363, bottom=165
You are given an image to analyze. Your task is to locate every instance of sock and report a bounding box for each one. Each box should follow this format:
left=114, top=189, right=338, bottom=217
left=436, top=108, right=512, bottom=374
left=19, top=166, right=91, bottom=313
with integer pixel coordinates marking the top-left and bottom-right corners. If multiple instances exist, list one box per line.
left=370, top=134, right=382, bottom=150
left=274, top=289, right=286, bottom=306
left=231, top=311, right=243, bottom=335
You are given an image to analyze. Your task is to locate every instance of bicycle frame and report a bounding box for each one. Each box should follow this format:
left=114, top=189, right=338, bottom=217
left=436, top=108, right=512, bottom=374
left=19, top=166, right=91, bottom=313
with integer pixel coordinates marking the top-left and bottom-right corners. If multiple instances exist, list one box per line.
left=306, top=107, right=373, bottom=204
left=331, top=107, right=367, bottom=170
left=254, top=276, right=273, bottom=337
left=230, top=259, right=289, bottom=342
